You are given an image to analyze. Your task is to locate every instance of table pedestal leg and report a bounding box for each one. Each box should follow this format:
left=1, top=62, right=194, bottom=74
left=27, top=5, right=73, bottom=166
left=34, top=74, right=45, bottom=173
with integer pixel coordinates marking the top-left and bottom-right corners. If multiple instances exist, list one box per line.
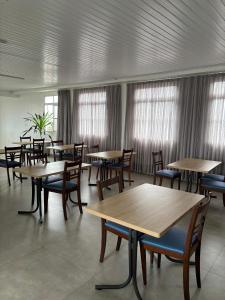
left=95, top=230, right=142, bottom=300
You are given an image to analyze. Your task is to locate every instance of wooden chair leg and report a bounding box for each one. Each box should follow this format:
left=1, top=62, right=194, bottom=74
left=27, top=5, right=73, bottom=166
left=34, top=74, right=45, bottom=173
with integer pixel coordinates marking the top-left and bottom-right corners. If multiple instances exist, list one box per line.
left=128, top=169, right=131, bottom=186
left=157, top=253, right=161, bottom=268
left=76, top=189, right=83, bottom=214
left=178, top=176, right=181, bottom=190
left=153, top=175, right=156, bottom=185
left=88, top=166, right=92, bottom=183
left=62, top=193, right=68, bottom=221
left=6, top=168, right=11, bottom=186
left=183, top=259, right=190, bottom=300
left=100, top=225, right=107, bottom=263
left=140, top=244, right=147, bottom=285
left=44, top=189, right=49, bottom=213
left=31, top=179, right=35, bottom=206
left=223, top=194, right=225, bottom=207
left=195, top=245, right=201, bottom=288
left=150, top=251, right=154, bottom=265
left=116, top=236, right=122, bottom=251
left=159, top=177, right=163, bottom=186
left=122, top=169, right=124, bottom=188
left=96, top=168, right=99, bottom=180
left=12, top=168, right=15, bottom=181
left=170, top=178, right=174, bottom=189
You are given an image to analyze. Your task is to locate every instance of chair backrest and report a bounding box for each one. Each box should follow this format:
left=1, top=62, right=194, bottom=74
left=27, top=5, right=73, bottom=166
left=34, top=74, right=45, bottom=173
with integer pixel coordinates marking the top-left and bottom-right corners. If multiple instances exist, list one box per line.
left=73, top=142, right=84, bottom=160
left=27, top=152, right=48, bottom=166
left=152, top=150, right=164, bottom=174
left=33, top=138, right=45, bottom=154
left=88, top=144, right=99, bottom=153
left=120, top=149, right=133, bottom=166
left=63, top=159, right=82, bottom=188
left=51, top=140, right=63, bottom=161
left=5, top=146, right=22, bottom=164
left=20, top=136, right=31, bottom=149
left=97, top=175, right=123, bottom=201
left=184, top=197, right=210, bottom=257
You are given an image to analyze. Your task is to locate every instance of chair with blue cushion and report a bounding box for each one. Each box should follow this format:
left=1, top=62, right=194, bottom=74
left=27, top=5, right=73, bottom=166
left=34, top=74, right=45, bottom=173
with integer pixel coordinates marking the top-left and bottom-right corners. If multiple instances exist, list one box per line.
left=97, top=175, right=129, bottom=262
left=139, top=198, right=210, bottom=300
left=152, top=150, right=181, bottom=189
left=27, top=152, right=62, bottom=206
left=0, top=146, right=22, bottom=185
left=43, top=159, right=83, bottom=220
left=201, top=173, right=225, bottom=182
left=88, top=144, right=102, bottom=183
left=108, top=149, right=133, bottom=188
left=51, top=139, right=64, bottom=161
left=200, top=177, right=225, bottom=207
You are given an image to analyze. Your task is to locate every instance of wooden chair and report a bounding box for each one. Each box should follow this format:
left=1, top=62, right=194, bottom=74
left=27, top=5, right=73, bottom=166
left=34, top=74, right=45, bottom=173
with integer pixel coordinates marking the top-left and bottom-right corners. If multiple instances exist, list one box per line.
left=0, top=146, right=22, bottom=185
left=200, top=177, right=225, bottom=207
left=20, top=136, right=31, bottom=164
left=27, top=138, right=45, bottom=164
left=27, top=151, right=62, bottom=206
left=97, top=176, right=132, bottom=262
left=139, top=197, right=210, bottom=300
left=43, top=159, right=83, bottom=220
left=51, top=139, right=63, bottom=161
left=108, top=149, right=133, bottom=188
left=88, top=144, right=102, bottom=183
left=152, top=150, right=181, bottom=189
left=73, top=142, right=84, bottom=160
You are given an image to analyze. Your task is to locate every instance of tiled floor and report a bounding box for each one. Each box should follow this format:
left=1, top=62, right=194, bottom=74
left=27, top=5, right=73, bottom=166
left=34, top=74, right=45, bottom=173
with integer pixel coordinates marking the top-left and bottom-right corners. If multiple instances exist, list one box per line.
left=0, top=167, right=225, bottom=300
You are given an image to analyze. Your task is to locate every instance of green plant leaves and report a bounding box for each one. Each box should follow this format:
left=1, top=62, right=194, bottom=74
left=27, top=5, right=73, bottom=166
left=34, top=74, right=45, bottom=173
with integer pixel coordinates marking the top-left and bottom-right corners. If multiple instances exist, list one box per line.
left=23, top=112, right=53, bottom=138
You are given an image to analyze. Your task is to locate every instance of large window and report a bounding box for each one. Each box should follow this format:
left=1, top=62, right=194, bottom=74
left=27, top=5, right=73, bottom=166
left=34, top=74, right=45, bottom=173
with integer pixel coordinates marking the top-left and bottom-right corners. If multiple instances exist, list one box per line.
left=78, top=91, right=107, bottom=138
left=206, top=81, right=225, bottom=147
left=133, top=85, right=178, bottom=143
left=44, top=95, right=58, bottom=132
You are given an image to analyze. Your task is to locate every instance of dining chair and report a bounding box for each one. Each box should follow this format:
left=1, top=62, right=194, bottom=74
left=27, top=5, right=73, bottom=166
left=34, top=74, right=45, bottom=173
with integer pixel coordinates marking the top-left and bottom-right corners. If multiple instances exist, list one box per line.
left=88, top=144, right=102, bottom=183
left=43, top=159, right=83, bottom=220
left=27, top=151, right=62, bottom=206
left=20, top=136, right=31, bottom=164
left=73, top=142, right=84, bottom=160
left=0, top=146, right=22, bottom=185
left=200, top=177, right=225, bottom=207
left=27, top=138, right=45, bottom=164
left=152, top=150, right=181, bottom=189
left=51, top=139, right=63, bottom=161
left=97, top=175, right=127, bottom=262
left=139, top=197, right=210, bottom=300
left=108, top=149, right=133, bottom=188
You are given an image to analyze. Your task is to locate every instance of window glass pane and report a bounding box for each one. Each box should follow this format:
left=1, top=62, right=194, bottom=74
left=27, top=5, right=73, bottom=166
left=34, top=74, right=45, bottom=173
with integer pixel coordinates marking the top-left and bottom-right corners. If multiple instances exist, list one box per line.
left=54, top=96, right=58, bottom=103
left=45, top=96, right=53, bottom=104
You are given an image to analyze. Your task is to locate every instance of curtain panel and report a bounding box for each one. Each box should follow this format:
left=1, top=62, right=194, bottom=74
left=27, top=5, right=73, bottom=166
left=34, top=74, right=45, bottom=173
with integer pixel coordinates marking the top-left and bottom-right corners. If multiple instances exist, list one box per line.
left=72, top=85, right=121, bottom=150
left=57, top=89, right=72, bottom=144
left=125, top=73, right=225, bottom=175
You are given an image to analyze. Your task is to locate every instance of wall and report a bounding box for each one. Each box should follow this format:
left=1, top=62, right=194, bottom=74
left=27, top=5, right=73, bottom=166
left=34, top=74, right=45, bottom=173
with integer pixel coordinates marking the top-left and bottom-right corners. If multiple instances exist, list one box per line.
left=0, top=93, right=45, bottom=147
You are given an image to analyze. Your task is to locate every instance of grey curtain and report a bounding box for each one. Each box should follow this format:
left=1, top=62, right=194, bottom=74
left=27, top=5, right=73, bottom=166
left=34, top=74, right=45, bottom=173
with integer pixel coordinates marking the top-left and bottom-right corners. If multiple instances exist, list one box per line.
left=57, top=89, right=72, bottom=144
left=125, top=73, right=225, bottom=175
left=72, top=85, right=121, bottom=150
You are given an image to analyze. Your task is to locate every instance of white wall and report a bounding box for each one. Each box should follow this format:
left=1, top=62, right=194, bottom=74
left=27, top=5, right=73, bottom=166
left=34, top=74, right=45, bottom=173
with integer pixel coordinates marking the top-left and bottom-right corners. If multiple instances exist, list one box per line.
left=0, top=93, right=45, bottom=147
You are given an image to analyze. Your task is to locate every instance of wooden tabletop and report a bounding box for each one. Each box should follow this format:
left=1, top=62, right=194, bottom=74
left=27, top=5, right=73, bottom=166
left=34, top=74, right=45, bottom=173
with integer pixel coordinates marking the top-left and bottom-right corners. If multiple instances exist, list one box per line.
left=17, top=161, right=91, bottom=178
left=86, top=150, right=135, bottom=160
left=167, top=158, right=222, bottom=173
left=13, top=141, right=51, bottom=146
left=85, top=183, right=204, bottom=238
left=46, top=144, right=87, bottom=151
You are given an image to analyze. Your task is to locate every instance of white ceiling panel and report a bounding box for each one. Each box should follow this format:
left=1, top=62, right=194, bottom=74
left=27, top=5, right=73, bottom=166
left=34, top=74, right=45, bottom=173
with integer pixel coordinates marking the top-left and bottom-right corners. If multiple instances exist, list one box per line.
left=1, top=0, right=225, bottom=91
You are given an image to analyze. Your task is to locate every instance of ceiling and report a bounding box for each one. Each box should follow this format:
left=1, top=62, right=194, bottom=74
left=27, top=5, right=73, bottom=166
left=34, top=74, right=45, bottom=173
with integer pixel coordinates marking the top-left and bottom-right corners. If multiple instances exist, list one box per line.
left=1, top=0, right=225, bottom=92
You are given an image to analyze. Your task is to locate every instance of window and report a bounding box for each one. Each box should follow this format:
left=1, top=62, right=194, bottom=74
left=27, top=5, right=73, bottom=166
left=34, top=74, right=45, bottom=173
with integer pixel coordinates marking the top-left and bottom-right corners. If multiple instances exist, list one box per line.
left=44, top=95, right=58, bottom=132
left=206, top=81, right=225, bottom=147
left=133, top=85, right=178, bottom=143
left=78, top=91, right=107, bottom=138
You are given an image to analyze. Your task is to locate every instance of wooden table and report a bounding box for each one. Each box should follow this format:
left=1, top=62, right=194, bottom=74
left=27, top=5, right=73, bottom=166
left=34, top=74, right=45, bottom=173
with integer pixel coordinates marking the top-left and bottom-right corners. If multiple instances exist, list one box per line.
left=86, top=183, right=204, bottom=299
left=17, top=161, right=91, bottom=223
left=13, top=141, right=51, bottom=146
left=168, top=158, right=222, bottom=192
left=86, top=151, right=135, bottom=186
left=47, top=144, right=87, bottom=160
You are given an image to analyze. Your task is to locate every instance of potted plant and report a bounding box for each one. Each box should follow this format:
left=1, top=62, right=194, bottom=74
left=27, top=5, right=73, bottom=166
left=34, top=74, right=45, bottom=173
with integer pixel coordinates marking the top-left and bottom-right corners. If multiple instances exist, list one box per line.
left=23, top=112, right=53, bottom=139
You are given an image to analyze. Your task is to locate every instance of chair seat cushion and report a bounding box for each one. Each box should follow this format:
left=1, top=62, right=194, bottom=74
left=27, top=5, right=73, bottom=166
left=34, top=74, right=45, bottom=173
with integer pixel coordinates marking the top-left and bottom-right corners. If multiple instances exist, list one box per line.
left=201, top=179, right=225, bottom=191
left=105, top=221, right=143, bottom=238
left=156, top=169, right=181, bottom=178
left=201, top=174, right=225, bottom=182
left=108, top=162, right=128, bottom=169
left=91, top=160, right=103, bottom=167
left=43, top=180, right=77, bottom=191
left=0, top=160, right=21, bottom=168
left=33, top=175, right=62, bottom=185
left=62, top=152, right=73, bottom=158
left=141, top=227, right=186, bottom=254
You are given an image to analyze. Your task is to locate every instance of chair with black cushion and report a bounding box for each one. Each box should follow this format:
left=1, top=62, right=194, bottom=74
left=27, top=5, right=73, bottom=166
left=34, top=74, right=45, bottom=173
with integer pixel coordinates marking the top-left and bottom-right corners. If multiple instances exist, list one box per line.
left=88, top=144, right=102, bottom=183
left=27, top=151, right=62, bottom=206
left=0, top=146, right=22, bottom=185
left=43, top=159, right=83, bottom=221
left=139, top=197, right=210, bottom=300
left=152, top=150, right=181, bottom=189
left=108, top=149, right=133, bottom=188
left=51, top=139, right=63, bottom=161
left=200, top=177, right=225, bottom=207
left=27, top=138, right=45, bottom=164
left=20, top=136, right=31, bottom=164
